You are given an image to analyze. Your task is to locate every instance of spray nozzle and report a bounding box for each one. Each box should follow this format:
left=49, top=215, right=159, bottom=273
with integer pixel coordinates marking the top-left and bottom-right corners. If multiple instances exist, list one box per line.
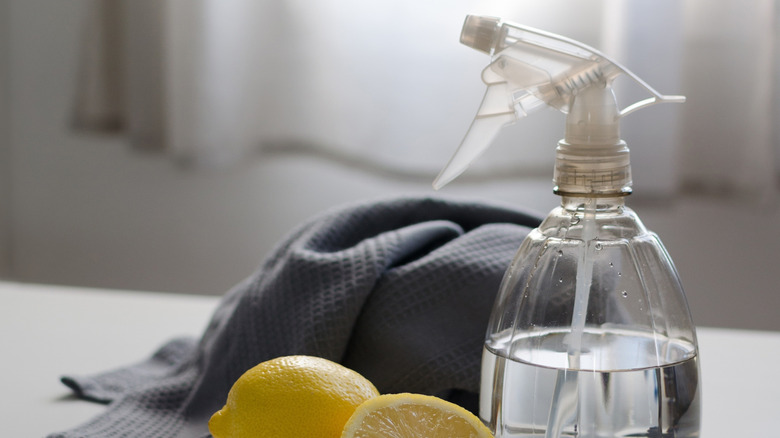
left=433, top=15, right=685, bottom=191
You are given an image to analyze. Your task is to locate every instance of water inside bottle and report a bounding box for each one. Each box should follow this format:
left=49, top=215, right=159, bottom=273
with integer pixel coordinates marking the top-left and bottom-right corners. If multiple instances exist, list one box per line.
left=480, top=329, right=701, bottom=438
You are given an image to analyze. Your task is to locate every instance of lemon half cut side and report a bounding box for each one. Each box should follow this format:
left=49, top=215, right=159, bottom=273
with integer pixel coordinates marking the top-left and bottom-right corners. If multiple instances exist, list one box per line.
left=341, top=393, right=495, bottom=438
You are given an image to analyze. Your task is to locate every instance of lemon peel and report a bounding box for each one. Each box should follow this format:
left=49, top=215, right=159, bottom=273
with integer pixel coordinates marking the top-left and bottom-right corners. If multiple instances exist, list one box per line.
left=209, top=355, right=379, bottom=438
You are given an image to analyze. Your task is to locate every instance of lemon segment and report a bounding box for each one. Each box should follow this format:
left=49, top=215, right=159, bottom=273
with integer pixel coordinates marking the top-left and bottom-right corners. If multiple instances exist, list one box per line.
left=209, top=355, right=379, bottom=438
left=341, top=393, right=494, bottom=438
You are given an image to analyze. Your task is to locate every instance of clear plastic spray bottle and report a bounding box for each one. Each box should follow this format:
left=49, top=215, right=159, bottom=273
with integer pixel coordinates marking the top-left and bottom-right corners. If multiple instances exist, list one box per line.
left=434, top=16, right=700, bottom=438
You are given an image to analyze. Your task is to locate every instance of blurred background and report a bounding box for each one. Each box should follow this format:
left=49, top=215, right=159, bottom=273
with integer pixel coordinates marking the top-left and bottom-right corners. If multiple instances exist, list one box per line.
left=1, top=0, right=778, bottom=330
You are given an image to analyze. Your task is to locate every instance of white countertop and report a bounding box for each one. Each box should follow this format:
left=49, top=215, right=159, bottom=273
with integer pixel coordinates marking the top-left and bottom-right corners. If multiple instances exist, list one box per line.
left=2, top=281, right=777, bottom=437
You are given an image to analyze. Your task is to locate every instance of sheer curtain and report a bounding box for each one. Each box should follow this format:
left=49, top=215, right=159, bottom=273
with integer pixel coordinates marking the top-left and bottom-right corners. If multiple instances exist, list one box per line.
left=679, top=0, right=777, bottom=201
left=73, top=0, right=778, bottom=198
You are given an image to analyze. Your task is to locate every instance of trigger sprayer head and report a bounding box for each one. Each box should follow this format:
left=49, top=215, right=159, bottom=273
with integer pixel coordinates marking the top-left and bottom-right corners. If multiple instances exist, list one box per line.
left=433, top=15, right=685, bottom=192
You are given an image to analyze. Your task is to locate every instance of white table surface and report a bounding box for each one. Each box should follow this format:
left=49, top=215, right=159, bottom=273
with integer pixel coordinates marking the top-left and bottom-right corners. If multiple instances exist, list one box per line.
left=2, top=281, right=778, bottom=437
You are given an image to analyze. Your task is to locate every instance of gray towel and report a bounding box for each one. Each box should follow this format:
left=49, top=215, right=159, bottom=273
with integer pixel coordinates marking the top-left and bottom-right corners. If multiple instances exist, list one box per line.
left=51, top=196, right=541, bottom=438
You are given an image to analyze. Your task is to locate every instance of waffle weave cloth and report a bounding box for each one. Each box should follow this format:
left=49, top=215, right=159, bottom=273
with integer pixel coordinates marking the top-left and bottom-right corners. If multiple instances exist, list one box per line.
left=50, top=196, right=541, bottom=437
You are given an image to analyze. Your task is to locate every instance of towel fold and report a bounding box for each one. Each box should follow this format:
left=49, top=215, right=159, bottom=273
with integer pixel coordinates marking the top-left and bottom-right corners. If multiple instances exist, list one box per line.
left=50, top=196, right=541, bottom=438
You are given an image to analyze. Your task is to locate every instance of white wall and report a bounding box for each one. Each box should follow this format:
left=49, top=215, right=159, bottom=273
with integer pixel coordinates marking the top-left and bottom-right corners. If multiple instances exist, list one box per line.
left=5, top=0, right=780, bottom=331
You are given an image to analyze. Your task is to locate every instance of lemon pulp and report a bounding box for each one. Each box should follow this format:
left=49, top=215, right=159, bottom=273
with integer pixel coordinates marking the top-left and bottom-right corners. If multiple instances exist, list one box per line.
left=341, top=393, right=494, bottom=438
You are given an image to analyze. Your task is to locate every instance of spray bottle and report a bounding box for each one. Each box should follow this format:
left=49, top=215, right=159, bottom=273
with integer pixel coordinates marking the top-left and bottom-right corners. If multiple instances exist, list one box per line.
left=434, top=16, right=700, bottom=438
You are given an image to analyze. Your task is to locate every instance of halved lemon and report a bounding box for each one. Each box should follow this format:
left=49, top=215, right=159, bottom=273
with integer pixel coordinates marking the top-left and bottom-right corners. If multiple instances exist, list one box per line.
left=341, top=393, right=494, bottom=438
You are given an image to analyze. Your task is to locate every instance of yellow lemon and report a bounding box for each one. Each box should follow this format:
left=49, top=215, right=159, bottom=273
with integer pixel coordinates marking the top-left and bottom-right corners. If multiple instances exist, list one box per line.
left=209, top=355, right=379, bottom=438
left=341, top=392, right=495, bottom=438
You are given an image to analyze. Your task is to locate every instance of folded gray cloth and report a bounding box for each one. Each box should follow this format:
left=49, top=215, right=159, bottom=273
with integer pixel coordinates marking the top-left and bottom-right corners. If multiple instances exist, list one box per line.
left=51, top=196, right=541, bottom=438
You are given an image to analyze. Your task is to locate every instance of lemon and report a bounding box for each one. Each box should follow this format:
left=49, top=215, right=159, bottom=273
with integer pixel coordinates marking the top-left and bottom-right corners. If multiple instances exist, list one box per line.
left=341, top=392, right=495, bottom=438
left=209, top=355, right=379, bottom=438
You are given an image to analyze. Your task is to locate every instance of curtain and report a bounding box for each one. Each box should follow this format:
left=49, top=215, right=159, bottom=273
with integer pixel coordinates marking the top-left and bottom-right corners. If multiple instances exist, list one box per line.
left=73, top=0, right=166, bottom=151
left=72, top=0, right=778, bottom=198
left=679, top=0, right=777, bottom=201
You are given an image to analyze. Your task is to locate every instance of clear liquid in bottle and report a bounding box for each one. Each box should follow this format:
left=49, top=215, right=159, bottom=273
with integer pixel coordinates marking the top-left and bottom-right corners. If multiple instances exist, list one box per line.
left=480, top=328, right=701, bottom=438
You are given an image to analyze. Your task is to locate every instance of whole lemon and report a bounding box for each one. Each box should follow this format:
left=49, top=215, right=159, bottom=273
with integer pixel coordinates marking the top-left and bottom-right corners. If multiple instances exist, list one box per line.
left=208, top=355, right=379, bottom=438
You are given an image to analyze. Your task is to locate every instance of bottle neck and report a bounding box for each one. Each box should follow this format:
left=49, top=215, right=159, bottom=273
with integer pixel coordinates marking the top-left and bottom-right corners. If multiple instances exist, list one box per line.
left=560, top=195, right=626, bottom=214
